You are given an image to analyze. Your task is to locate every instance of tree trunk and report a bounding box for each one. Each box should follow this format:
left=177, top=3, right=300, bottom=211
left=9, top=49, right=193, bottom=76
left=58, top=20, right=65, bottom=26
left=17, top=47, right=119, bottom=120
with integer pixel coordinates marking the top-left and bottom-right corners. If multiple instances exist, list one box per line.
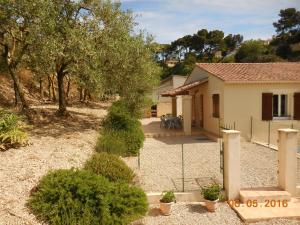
left=39, top=78, right=44, bottom=99
left=66, top=76, right=71, bottom=99
left=83, top=88, right=87, bottom=102
left=13, top=82, right=19, bottom=106
left=56, top=71, right=67, bottom=116
left=50, top=75, right=56, bottom=102
left=47, top=75, right=52, bottom=100
left=8, top=67, right=29, bottom=110
left=79, top=87, right=83, bottom=101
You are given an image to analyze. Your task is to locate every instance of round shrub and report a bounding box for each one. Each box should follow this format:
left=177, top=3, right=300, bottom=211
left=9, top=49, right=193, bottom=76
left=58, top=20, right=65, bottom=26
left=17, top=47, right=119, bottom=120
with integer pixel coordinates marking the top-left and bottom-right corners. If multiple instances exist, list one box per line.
left=108, top=182, right=148, bottom=225
left=27, top=169, right=112, bottom=225
left=84, top=152, right=135, bottom=183
left=27, top=169, right=148, bottom=225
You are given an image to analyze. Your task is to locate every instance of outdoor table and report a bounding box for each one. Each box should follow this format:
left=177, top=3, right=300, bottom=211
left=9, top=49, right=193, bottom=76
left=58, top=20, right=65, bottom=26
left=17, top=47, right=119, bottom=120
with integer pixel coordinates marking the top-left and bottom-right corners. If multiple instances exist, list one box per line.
left=163, top=116, right=182, bottom=129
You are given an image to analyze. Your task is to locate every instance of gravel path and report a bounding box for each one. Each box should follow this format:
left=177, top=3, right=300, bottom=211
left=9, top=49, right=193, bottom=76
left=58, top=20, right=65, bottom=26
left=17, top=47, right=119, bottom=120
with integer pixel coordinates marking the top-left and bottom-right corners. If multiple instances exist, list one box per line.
left=132, top=203, right=300, bottom=225
left=0, top=104, right=107, bottom=225
left=125, top=136, right=293, bottom=191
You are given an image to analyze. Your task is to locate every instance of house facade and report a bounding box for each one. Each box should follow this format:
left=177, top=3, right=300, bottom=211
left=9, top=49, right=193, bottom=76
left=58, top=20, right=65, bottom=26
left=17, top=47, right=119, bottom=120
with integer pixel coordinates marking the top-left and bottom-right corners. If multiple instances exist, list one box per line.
left=162, top=63, right=300, bottom=143
left=152, top=75, right=187, bottom=117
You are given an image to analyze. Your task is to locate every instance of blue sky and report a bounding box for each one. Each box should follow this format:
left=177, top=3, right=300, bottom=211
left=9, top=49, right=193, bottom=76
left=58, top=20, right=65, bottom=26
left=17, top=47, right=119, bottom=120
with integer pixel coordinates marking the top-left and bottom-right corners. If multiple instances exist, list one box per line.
left=119, top=0, right=300, bottom=44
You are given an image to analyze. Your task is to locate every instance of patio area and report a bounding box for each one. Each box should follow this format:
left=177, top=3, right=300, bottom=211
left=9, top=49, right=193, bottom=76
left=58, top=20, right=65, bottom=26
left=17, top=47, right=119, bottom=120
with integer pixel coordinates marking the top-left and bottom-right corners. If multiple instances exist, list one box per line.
left=141, top=118, right=217, bottom=139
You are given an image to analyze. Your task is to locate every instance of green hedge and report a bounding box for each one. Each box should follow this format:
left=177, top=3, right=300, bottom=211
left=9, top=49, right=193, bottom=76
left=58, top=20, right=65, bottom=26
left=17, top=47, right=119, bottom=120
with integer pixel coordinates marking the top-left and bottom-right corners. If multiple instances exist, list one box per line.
left=96, top=127, right=144, bottom=156
left=84, top=152, right=135, bottom=183
left=97, top=100, right=145, bottom=156
left=27, top=169, right=148, bottom=225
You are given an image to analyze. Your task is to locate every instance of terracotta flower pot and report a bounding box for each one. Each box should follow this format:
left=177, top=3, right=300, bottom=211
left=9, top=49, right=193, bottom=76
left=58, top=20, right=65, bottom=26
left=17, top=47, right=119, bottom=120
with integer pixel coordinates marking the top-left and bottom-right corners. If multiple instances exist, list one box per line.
left=204, top=199, right=219, bottom=212
left=160, top=202, right=172, bottom=215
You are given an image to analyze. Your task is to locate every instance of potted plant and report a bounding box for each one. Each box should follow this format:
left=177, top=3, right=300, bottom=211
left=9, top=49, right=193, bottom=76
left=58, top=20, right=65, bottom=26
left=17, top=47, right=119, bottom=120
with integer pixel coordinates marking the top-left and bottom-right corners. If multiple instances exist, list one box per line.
left=159, top=191, right=176, bottom=215
left=201, top=184, right=221, bottom=212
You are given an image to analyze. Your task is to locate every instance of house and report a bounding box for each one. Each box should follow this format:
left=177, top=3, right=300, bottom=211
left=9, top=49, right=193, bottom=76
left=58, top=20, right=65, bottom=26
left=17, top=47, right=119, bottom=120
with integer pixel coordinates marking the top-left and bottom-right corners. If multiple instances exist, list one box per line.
left=152, top=75, right=187, bottom=117
left=165, top=60, right=179, bottom=68
left=162, top=63, right=300, bottom=141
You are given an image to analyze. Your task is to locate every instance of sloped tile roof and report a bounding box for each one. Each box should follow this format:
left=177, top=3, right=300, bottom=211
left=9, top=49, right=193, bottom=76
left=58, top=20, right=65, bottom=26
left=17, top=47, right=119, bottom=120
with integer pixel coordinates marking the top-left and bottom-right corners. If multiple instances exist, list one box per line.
left=196, top=63, right=300, bottom=82
left=161, top=78, right=208, bottom=97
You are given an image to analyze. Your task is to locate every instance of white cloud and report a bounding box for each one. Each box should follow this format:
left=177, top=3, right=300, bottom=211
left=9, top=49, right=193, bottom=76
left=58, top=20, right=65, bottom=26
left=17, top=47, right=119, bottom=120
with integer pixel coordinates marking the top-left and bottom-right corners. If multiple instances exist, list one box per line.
left=121, top=0, right=300, bottom=43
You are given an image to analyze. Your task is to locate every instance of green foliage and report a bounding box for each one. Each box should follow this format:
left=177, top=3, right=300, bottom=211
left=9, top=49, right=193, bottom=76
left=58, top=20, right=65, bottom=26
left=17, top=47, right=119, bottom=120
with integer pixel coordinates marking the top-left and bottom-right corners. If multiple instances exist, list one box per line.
left=96, top=127, right=144, bottom=157
left=96, top=131, right=128, bottom=156
left=102, top=100, right=139, bottom=130
left=157, top=29, right=243, bottom=69
left=160, top=191, right=176, bottom=203
left=201, top=184, right=221, bottom=201
left=84, top=152, right=135, bottom=183
left=97, top=99, right=145, bottom=156
left=271, top=8, right=300, bottom=60
left=109, top=182, right=148, bottom=224
left=0, top=110, right=27, bottom=147
left=221, top=54, right=235, bottom=63
left=27, top=169, right=148, bottom=225
left=235, top=40, right=281, bottom=62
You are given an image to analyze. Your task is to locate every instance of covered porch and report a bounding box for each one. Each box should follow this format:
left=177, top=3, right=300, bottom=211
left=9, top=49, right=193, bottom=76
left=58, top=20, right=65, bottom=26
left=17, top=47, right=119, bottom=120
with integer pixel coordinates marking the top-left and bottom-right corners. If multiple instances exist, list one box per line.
left=160, top=78, right=209, bottom=136
left=142, top=118, right=204, bottom=138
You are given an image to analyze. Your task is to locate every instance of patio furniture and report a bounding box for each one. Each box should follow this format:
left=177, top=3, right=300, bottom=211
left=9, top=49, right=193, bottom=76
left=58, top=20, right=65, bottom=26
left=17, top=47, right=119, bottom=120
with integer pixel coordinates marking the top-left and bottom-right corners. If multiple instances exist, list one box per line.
left=161, top=115, right=182, bottom=129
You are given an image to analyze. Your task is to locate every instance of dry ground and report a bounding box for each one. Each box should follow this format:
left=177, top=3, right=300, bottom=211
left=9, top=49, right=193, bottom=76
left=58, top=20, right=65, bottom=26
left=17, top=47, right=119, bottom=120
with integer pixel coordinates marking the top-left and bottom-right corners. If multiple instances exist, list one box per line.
left=0, top=104, right=108, bottom=225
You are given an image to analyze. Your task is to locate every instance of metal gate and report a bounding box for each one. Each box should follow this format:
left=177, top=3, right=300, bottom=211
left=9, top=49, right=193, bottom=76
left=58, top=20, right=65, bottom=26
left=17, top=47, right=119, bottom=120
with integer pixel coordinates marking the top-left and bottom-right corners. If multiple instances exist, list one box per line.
left=137, top=136, right=224, bottom=192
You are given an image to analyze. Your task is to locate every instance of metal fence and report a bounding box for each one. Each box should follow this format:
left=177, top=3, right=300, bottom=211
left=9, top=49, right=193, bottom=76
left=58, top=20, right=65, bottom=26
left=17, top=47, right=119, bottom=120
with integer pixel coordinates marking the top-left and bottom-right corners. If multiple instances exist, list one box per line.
left=250, top=117, right=300, bottom=150
left=136, top=139, right=223, bottom=192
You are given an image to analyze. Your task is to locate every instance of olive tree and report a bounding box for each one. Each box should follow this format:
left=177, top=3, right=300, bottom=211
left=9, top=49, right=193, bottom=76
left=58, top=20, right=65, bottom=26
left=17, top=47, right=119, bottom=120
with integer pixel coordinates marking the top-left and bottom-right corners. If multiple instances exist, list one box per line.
left=0, top=0, right=48, bottom=111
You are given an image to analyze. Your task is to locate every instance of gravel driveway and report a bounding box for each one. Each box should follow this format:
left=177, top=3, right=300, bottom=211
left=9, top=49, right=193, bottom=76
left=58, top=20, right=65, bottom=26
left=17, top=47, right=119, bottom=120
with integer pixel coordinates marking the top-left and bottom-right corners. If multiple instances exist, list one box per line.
left=132, top=203, right=300, bottom=225
left=125, top=136, right=300, bottom=191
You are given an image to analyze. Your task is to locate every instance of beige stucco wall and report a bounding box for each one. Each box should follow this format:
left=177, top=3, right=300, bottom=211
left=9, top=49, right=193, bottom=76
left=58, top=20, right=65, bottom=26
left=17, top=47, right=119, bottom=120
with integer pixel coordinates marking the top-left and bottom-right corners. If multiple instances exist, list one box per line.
left=223, top=83, right=300, bottom=145
left=188, top=69, right=224, bottom=136
left=152, top=75, right=187, bottom=117
left=157, top=102, right=172, bottom=117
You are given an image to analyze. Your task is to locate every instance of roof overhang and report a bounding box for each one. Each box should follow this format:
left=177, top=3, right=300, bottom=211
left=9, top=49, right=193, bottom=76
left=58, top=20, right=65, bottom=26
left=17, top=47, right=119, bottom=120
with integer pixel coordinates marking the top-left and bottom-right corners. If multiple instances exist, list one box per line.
left=161, top=78, right=208, bottom=97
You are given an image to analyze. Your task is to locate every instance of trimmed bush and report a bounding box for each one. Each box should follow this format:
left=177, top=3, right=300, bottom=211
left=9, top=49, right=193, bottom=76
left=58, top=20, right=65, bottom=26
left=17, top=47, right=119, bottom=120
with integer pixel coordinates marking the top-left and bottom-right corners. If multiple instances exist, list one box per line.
left=27, top=169, right=148, bottom=225
left=27, top=169, right=112, bottom=225
left=84, top=152, right=135, bottom=183
left=98, top=99, right=145, bottom=156
left=109, top=182, right=148, bottom=224
left=96, top=127, right=144, bottom=156
left=95, top=131, right=128, bottom=156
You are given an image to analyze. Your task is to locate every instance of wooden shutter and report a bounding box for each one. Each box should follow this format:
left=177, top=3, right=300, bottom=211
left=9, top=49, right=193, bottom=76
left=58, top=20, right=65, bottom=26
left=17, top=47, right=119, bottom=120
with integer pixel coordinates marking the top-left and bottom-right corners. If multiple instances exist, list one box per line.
left=294, top=92, right=300, bottom=120
left=262, top=93, right=273, bottom=121
left=212, top=94, right=220, bottom=118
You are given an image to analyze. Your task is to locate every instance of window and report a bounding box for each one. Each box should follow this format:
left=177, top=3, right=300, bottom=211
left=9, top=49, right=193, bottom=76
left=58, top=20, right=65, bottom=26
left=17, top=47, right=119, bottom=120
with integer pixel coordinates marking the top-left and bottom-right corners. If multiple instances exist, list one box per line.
left=262, top=93, right=289, bottom=121
left=273, top=94, right=288, bottom=117
left=212, top=94, right=219, bottom=118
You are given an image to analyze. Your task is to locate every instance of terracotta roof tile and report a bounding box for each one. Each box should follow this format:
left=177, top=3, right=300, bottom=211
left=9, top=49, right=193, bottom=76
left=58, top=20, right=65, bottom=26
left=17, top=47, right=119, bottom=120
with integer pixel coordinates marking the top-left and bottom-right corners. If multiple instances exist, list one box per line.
left=196, top=63, right=300, bottom=82
left=161, top=78, right=208, bottom=97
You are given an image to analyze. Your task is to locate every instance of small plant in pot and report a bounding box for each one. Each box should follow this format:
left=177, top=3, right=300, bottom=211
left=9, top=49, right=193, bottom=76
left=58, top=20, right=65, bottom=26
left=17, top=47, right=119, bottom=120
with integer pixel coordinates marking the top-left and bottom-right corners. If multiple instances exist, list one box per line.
left=201, top=184, right=221, bottom=212
left=159, top=191, right=176, bottom=216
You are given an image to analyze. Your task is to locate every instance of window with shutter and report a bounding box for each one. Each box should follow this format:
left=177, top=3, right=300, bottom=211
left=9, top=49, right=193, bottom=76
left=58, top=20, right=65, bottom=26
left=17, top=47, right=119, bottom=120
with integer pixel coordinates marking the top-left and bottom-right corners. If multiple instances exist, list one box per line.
left=294, top=92, right=300, bottom=120
left=262, top=93, right=273, bottom=121
left=212, top=94, right=219, bottom=118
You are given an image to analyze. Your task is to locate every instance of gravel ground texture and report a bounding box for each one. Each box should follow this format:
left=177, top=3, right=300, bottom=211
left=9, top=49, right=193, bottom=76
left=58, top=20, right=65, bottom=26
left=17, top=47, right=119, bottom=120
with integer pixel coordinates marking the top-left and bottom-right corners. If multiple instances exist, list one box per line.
left=124, top=136, right=300, bottom=191
left=0, top=104, right=107, bottom=225
left=131, top=203, right=300, bottom=225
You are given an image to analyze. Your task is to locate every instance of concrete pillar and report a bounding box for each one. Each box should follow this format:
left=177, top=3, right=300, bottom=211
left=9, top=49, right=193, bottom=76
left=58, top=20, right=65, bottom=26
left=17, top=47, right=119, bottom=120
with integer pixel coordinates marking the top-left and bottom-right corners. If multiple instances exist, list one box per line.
left=172, top=97, right=177, bottom=117
left=223, top=130, right=241, bottom=200
left=182, top=95, right=192, bottom=135
left=278, top=128, right=298, bottom=196
left=176, top=96, right=183, bottom=116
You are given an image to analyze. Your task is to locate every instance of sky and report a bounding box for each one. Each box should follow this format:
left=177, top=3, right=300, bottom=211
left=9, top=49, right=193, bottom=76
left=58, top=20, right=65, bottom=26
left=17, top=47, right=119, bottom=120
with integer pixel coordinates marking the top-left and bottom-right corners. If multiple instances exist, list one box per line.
left=119, top=0, right=300, bottom=44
